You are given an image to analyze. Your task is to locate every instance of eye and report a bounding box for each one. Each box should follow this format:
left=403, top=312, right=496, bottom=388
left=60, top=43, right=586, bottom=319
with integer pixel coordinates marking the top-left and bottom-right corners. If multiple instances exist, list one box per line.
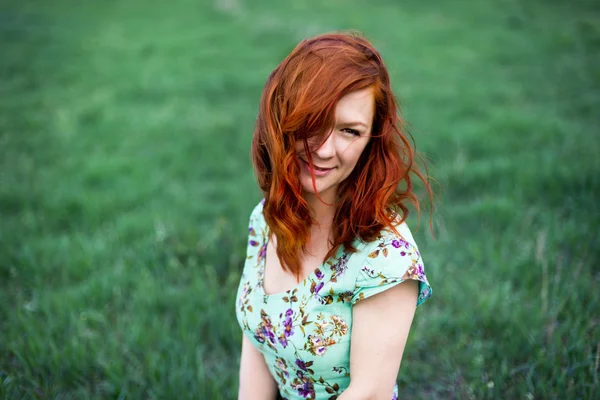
left=341, top=128, right=360, bottom=137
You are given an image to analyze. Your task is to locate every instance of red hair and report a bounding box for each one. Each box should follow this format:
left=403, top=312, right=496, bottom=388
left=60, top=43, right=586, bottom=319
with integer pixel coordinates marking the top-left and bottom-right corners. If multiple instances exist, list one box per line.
left=251, top=32, right=433, bottom=279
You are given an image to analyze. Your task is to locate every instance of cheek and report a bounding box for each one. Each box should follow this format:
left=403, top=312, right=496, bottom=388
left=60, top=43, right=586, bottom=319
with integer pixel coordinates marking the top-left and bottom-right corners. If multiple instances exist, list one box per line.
left=343, top=142, right=369, bottom=167
left=294, top=142, right=304, bottom=154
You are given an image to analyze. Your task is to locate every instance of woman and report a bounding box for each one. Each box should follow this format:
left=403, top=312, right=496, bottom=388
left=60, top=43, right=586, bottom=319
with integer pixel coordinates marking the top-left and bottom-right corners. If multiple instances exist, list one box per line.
left=235, top=32, right=433, bottom=400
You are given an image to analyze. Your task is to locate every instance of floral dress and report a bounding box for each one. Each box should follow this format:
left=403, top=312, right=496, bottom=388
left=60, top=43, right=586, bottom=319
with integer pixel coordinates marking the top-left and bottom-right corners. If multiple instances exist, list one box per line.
left=235, top=200, right=432, bottom=400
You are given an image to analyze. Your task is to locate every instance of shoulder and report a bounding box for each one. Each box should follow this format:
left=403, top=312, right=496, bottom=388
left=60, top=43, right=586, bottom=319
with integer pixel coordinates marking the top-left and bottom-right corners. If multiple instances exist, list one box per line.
left=360, top=221, right=423, bottom=277
left=248, top=198, right=266, bottom=227
left=359, top=215, right=420, bottom=257
left=350, top=218, right=432, bottom=306
left=250, top=198, right=266, bottom=219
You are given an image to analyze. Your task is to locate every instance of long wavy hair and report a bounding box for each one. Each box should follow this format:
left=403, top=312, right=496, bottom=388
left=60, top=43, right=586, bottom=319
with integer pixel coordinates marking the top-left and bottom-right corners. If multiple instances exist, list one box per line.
left=251, top=32, right=433, bottom=279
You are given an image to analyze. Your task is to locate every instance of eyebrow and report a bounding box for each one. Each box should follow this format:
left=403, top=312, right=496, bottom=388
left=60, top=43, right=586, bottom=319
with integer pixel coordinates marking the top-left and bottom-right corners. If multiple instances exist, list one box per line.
left=338, top=121, right=370, bottom=129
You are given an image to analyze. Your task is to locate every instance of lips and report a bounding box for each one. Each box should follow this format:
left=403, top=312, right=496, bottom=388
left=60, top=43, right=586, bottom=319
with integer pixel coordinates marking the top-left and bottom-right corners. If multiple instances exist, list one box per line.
left=300, top=159, right=335, bottom=176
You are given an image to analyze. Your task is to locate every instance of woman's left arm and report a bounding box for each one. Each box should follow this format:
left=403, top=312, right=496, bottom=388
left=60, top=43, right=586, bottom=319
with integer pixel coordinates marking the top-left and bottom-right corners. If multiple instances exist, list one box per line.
left=338, top=280, right=419, bottom=400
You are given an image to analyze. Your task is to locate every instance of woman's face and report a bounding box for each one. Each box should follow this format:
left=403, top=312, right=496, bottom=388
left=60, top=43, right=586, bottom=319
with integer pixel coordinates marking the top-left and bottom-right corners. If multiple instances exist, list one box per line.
left=295, top=87, right=374, bottom=200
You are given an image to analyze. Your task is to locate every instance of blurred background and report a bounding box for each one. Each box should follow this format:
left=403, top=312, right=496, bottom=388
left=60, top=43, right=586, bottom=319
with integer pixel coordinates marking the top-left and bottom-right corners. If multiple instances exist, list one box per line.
left=1, top=0, right=599, bottom=398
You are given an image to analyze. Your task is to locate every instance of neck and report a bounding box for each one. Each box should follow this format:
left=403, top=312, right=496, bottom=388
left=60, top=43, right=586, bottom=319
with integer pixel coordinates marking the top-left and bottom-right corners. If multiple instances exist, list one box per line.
left=304, top=190, right=337, bottom=231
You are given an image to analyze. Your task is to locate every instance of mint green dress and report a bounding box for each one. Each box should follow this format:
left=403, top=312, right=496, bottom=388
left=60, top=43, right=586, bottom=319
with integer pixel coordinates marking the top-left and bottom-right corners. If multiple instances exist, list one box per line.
left=235, top=200, right=432, bottom=400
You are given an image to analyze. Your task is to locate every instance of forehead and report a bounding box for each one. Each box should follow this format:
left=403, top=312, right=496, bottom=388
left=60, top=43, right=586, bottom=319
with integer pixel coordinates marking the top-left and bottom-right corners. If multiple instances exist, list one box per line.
left=334, top=87, right=375, bottom=126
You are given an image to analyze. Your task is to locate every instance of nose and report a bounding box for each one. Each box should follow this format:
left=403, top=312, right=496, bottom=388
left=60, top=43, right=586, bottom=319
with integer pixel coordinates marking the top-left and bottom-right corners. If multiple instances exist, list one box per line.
left=314, top=131, right=335, bottom=159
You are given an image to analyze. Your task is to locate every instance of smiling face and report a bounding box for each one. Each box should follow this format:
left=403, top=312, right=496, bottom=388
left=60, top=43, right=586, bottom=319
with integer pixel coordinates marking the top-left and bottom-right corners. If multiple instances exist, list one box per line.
left=295, top=87, right=375, bottom=201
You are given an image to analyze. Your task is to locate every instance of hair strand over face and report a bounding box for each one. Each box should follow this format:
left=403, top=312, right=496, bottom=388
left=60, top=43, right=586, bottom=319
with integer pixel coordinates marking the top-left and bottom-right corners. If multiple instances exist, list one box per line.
left=251, top=31, right=434, bottom=279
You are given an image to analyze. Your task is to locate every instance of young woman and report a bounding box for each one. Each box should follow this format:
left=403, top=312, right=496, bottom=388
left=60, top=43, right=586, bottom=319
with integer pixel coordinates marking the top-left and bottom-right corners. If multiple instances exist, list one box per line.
left=235, top=32, right=433, bottom=400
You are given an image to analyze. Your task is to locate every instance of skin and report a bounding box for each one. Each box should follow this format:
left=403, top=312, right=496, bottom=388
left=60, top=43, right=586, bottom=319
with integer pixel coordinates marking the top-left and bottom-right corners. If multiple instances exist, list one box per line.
left=337, top=281, right=417, bottom=400
left=295, top=87, right=374, bottom=206
left=263, top=87, right=375, bottom=295
left=238, top=334, right=278, bottom=399
left=239, top=87, right=419, bottom=399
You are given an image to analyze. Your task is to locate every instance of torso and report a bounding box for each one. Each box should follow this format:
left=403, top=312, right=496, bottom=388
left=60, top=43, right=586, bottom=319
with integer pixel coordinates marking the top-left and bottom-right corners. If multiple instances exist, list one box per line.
left=235, top=200, right=431, bottom=400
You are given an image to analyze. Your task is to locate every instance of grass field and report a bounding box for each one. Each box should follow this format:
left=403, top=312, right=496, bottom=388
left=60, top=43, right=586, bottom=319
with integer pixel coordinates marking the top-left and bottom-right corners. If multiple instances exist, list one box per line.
left=1, top=0, right=599, bottom=399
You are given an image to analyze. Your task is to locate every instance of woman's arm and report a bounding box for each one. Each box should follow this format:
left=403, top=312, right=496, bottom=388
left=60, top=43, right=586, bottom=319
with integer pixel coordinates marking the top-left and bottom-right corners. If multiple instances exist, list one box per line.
left=339, top=280, right=419, bottom=400
left=238, top=334, right=278, bottom=400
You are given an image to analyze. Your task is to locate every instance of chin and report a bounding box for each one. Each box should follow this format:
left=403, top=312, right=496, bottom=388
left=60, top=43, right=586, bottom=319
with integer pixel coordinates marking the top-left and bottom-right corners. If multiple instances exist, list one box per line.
left=301, top=186, right=322, bottom=195
left=301, top=182, right=337, bottom=198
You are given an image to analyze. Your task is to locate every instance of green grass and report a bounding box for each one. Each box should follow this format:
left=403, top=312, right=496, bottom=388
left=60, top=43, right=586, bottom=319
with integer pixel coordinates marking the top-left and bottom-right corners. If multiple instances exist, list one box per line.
left=1, top=0, right=599, bottom=398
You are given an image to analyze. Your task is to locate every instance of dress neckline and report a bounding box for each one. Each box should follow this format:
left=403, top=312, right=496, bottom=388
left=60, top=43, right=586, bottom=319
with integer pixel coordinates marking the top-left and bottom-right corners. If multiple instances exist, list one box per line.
left=258, top=225, right=342, bottom=298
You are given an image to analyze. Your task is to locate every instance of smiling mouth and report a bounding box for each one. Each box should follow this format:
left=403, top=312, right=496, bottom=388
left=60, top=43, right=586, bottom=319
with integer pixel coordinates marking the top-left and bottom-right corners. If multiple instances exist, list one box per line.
left=301, top=159, right=335, bottom=171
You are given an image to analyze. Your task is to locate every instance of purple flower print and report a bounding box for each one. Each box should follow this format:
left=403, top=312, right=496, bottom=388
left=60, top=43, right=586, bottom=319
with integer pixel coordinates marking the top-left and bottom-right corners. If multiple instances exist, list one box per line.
left=392, top=238, right=409, bottom=249
left=421, top=285, right=431, bottom=298
left=297, top=380, right=315, bottom=398
left=361, top=265, right=375, bottom=275
left=283, top=316, right=294, bottom=337
left=260, top=326, right=275, bottom=344
left=283, top=316, right=293, bottom=328
left=285, top=308, right=293, bottom=317
left=254, top=332, right=265, bottom=343
left=260, top=311, right=273, bottom=328
left=295, top=358, right=307, bottom=371
left=310, top=280, right=325, bottom=296
left=238, top=283, right=251, bottom=308
left=314, top=282, right=324, bottom=294
left=258, top=244, right=267, bottom=259
left=276, top=357, right=287, bottom=369
left=253, top=323, right=271, bottom=344
left=278, top=335, right=288, bottom=348
left=315, top=268, right=324, bottom=280
left=249, top=239, right=260, bottom=247
left=276, top=357, right=290, bottom=378
left=292, top=373, right=315, bottom=399
left=330, top=254, right=349, bottom=279
left=306, top=334, right=334, bottom=357
left=400, top=251, right=406, bottom=256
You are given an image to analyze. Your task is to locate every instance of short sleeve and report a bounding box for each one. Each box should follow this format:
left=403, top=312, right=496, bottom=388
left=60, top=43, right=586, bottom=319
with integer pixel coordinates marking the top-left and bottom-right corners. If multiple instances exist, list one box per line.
left=247, top=199, right=266, bottom=233
left=351, top=233, right=432, bottom=306
left=245, top=199, right=267, bottom=254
